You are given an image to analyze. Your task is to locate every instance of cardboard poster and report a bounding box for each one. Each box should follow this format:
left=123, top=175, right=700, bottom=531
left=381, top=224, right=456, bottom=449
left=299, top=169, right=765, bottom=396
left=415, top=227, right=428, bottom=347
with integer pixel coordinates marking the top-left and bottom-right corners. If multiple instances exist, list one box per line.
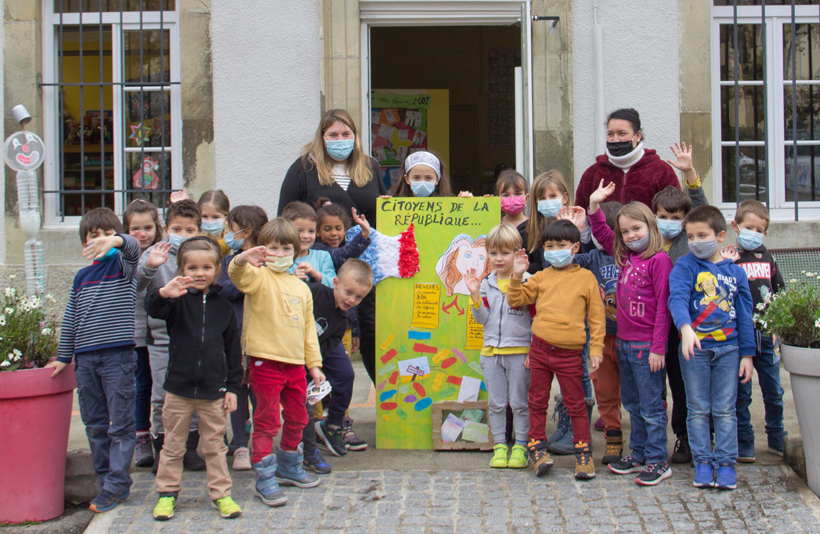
left=376, top=197, right=498, bottom=449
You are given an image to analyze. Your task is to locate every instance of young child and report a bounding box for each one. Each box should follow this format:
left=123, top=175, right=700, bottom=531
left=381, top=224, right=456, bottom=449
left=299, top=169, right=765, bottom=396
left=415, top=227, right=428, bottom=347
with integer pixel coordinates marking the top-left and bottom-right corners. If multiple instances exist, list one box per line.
left=392, top=150, right=473, bottom=197
left=507, top=220, right=605, bottom=480
left=525, top=171, right=573, bottom=274
left=217, top=205, right=269, bottom=471
left=465, top=224, right=532, bottom=469
left=281, top=201, right=336, bottom=288
left=496, top=169, right=530, bottom=253
left=123, top=199, right=164, bottom=469
left=137, top=199, right=206, bottom=472
left=668, top=205, right=755, bottom=490
left=198, top=190, right=231, bottom=257
left=146, top=237, right=243, bottom=521
left=588, top=181, right=674, bottom=486
left=228, top=217, right=326, bottom=507
left=730, top=200, right=786, bottom=461
left=48, top=208, right=141, bottom=512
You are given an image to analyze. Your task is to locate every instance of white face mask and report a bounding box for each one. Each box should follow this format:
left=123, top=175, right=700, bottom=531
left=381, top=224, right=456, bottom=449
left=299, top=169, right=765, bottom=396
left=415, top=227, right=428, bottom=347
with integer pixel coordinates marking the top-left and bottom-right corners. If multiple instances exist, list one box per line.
left=268, top=255, right=294, bottom=273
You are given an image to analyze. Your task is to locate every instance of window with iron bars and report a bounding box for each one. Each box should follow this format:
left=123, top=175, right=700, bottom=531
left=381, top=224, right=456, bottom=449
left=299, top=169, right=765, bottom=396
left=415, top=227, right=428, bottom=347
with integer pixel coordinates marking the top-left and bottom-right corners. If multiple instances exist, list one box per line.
left=712, top=1, right=820, bottom=221
left=41, top=0, right=181, bottom=225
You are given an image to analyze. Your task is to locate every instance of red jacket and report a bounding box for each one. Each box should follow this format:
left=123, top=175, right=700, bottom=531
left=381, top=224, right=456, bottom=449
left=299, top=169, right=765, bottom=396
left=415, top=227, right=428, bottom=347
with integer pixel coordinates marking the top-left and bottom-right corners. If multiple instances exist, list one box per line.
left=575, top=149, right=680, bottom=210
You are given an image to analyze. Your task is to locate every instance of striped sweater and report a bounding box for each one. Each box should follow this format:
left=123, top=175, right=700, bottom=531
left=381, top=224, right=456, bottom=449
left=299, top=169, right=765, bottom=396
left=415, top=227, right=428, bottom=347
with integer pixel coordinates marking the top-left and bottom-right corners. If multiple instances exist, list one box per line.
left=57, top=234, right=141, bottom=362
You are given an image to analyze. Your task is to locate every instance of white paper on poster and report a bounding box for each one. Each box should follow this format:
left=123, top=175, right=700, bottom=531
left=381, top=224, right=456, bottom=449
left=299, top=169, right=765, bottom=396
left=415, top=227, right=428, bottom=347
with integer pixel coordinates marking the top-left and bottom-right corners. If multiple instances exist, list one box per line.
left=457, top=376, right=481, bottom=402
left=441, top=413, right=466, bottom=442
left=406, top=110, right=422, bottom=128
left=377, top=124, right=395, bottom=139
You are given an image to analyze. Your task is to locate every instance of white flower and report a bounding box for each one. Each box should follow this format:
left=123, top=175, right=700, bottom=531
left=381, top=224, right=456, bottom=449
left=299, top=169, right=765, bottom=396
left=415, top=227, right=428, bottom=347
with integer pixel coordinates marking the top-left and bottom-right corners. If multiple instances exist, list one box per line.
left=13, top=349, right=22, bottom=357
left=756, top=303, right=766, bottom=311
left=815, top=319, right=820, bottom=330
left=0, top=360, right=9, bottom=368
left=7, top=353, right=13, bottom=361
left=4, top=288, right=13, bottom=297
left=790, top=279, right=798, bottom=284
left=41, top=328, right=51, bottom=336
left=4, top=307, right=13, bottom=315
left=8, top=274, right=15, bottom=279
left=802, top=270, right=806, bottom=274
left=0, top=316, right=6, bottom=326
left=45, top=294, right=55, bottom=303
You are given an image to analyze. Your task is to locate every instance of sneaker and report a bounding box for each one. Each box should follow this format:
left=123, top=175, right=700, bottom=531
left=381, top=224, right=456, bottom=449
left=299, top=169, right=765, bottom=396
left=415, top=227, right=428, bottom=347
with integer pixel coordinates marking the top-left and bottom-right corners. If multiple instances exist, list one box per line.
left=152, top=495, right=176, bottom=521
left=602, top=430, right=623, bottom=465
left=693, top=462, right=715, bottom=488
left=135, top=431, right=154, bottom=468
left=767, top=433, right=785, bottom=456
left=303, top=447, right=332, bottom=474
left=232, top=447, right=252, bottom=471
left=507, top=444, right=528, bottom=469
left=315, top=420, right=347, bottom=457
left=490, top=443, right=509, bottom=468
left=715, top=463, right=737, bottom=490
left=670, top=436, right=692, bottom=464
left=594, top=417, right=605, bottom=432
left=635, top=462, right=672, bottom=486
left=89, top=488, right=130, bottom=513
left=527, top=439, right=554, bottom=477
left=574, top=441, right=596, bottom=480
left=737, top=437, right=755, bottom=463
left=608, top=455, right=645, bottom=475
left=342, top=417, right=368, bottom=451
left=211, top=496, right=242, bottom=519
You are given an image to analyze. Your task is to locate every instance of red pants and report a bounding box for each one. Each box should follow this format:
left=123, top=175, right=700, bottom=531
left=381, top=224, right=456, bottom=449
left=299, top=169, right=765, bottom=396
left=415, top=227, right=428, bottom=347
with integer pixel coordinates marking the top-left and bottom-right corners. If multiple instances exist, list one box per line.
left=528, top=336, right=591, bottom=444
left=591, top=334, right=621, bottom=433
left=249, top=358, right=308, bottom=463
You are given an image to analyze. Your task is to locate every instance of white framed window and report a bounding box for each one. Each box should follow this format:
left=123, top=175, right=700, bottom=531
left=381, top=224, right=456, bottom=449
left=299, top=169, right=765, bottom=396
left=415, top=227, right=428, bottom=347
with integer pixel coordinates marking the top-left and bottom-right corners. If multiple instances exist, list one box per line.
left=41, top=1, right=181, bottom=227
left=711, top=1, right=820, bottom=221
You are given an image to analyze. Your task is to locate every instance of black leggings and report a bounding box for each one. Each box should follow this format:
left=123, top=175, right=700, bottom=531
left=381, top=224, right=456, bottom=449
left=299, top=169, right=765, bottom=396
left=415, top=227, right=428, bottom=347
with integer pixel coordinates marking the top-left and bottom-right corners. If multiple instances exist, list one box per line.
left=229, top=384, right=256, bottom=448
left=664, top=323, right=688, bottom=438
left=358, top=286, right=377, bottom=384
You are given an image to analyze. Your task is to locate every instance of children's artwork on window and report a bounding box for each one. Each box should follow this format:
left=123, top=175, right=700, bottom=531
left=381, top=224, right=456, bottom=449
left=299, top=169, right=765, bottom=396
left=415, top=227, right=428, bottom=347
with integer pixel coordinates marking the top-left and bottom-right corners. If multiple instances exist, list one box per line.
left=435, top=234, right=491, bottom=297
left=371, top=91, right=431, bottom=190
left=132, top=156, right=160, bottom=190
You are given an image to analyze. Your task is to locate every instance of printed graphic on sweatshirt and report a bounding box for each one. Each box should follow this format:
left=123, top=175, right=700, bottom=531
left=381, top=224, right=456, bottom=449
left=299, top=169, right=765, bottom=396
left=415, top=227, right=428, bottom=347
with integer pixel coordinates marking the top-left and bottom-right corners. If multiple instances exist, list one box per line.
left=739, top=262, right=773, bottom=303
left=617, top=262, right=651, bottom=319
left=281, top=292, right=304, bottom=329
left=598, top=264, right=620, bottom=322
left=691, top=271, right=738, bottom=341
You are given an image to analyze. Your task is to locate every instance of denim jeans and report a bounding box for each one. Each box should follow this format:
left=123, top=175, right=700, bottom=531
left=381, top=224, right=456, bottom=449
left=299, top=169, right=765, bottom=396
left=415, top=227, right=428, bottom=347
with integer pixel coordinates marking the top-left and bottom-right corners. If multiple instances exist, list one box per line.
left=75, top=346, right=137, bottom=494
left=581, top=339, right=593, bottom=399
left=617, top=339, right=668, bottom=464
left=736, top=332, right=786, bottom=441
left=134, top=347, right=151, bottom=432
left=679, top=343, right=740, bottom=466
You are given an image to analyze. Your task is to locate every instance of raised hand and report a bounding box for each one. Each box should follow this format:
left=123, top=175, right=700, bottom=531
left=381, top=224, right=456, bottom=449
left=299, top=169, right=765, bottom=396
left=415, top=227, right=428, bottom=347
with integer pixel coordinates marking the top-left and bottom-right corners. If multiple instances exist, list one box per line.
left=464, top=268, right=481, bottom=300
left=82, top=235, right=120, bottom=261
left=557, top=206, right=587, bottom=230
left=513, top=248, right=530, bottom=277
left=351, top=208, right=371, bottom=240
left=159, top=276, right=194, bottom=298
left=589, top=179, right=616, bottom=213
left=241, top=246, right=274, bottom=268
left=457, top=191, right=474, bottom=197
left=667, top=142, right=693, bottom=172
left=146, top=241, right=173, bottom=268
left=720, top=244, right=740, bottom=262
left=169, top=189, right=189, bottom=203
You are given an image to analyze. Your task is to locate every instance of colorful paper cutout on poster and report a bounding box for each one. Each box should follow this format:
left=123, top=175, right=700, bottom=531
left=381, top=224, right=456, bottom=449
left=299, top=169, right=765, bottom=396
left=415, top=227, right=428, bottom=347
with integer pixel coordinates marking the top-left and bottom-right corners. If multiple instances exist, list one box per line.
left=441, top=413, right=465, bottom=442
left=457, top=376, right=482, bottom=402
left=411, top=283, right=440, bottom=329
left=465, top=310, right=484, bottom=351
left=462, top=421, right=490, bottom=442
left=435, top=234, right=491, bottom=297
left=408, top=331, right=432, bottom=340
left=398, top=356, right=431, bottom=382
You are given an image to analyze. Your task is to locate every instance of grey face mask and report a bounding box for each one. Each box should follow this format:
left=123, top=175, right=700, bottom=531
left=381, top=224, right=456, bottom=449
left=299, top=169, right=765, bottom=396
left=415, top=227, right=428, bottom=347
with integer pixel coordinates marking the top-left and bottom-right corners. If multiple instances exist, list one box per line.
left=689, top=238, right=718, bottom=260
left=625, top=233, right=651, bottom=252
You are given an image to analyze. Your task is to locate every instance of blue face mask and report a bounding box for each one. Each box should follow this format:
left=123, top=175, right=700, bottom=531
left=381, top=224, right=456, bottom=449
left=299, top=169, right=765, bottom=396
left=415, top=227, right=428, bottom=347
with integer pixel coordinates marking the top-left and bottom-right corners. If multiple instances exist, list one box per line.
left=410, top=180, right=436, bottom=198
left=95, top=247, right=119, bottom=262
left=737, top=228, right=764, bottom=251
left=326, top=139, right=355, bottom=161
left=224, top=230, right=245, bottom=251
left=201, top=219, right=224, bottom=236
left=537, top=198, right=563, bottom=219
left=168, top=233, right=189, bottom=251
left=543, top=248, right=574, bottom=268
left=657, top=219, right=683, bottom=239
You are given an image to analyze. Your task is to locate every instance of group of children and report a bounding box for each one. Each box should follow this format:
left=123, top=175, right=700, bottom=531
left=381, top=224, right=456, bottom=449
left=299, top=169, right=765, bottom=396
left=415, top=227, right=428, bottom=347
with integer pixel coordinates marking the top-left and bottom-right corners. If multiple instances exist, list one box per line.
left=47, top=147, right=785, bottom=521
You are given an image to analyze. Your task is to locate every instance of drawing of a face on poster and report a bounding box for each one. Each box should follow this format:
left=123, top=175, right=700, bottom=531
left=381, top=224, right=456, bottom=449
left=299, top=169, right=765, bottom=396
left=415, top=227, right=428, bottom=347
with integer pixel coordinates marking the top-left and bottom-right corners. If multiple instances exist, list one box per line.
left=435, top=234, right=490, bottom=297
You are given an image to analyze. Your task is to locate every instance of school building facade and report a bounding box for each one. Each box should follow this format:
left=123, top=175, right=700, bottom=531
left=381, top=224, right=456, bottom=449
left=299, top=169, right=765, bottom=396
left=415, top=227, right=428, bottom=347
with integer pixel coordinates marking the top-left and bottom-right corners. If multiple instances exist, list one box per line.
left=1, top=0, right=818, bottom=293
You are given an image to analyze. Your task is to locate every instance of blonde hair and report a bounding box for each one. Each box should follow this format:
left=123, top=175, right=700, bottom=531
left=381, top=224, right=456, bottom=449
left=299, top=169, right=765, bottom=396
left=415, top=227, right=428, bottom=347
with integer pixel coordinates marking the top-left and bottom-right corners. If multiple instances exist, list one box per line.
left=302, top=109, right=373, bottom=188
left=612, top=202, right=665, bottom=268
left=258, top=218, right=302, bottom=259
left=175, top=236, right=222, bottom=282
left=338, top=258, right=374, bottom=289
left=486, top=224, right=522, bottom=253
left=198, top=189, right=230, bottom=217
left=526, top=171, right=570, bottom=253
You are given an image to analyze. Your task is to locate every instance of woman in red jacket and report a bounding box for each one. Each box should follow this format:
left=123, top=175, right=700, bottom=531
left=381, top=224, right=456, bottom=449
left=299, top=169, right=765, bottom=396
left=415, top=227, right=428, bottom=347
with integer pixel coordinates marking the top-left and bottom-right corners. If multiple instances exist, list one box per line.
left=575, top=108, right=680, bottom=210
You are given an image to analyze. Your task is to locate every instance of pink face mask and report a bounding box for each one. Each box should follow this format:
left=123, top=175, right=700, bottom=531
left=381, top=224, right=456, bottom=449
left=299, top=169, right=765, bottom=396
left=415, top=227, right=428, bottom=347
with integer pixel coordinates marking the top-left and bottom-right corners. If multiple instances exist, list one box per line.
left=501, top=196, right=526, bottom=215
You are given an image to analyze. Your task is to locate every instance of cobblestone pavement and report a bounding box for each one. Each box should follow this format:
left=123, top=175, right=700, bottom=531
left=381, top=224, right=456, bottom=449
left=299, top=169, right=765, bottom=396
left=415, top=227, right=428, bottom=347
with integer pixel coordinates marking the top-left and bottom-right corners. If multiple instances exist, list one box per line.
left=86, top=465, right=820, bottom=534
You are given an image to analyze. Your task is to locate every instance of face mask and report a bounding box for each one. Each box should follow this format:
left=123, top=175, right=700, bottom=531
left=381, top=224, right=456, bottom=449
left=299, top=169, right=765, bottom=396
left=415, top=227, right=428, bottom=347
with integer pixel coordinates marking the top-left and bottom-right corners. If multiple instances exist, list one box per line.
left=689, top=238, right=718, bottom=260
left=537, top=198, right=563, bottom=219
left=168, top=233, right=189, bottom=252
left=543, top=248, right=574, bottom=268
left=501, top=196, right=526, bottom=215
left=224, top=230, right=245, bottom=251
left=410, top=180, right=436, bottom=198
left=268, top=255, right=294, bottom=273
left=657, top=219, right=683, bottom=239
left=326, top=139, right=355, bottom=161
left=95, top=247, right=119, bottom=262
left=201, top=219, right=224, bottom=236
left=606, top=138, right=636, bottom=158
left=737, top=228, right=764, bottom=251
left=625, top=233, right=651, bottom=252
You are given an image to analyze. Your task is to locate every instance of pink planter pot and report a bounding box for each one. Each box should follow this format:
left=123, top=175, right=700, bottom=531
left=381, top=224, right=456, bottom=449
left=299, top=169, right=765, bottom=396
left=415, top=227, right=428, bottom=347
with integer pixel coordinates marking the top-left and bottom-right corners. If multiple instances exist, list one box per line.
left=0, top=364, right=76, bottom=524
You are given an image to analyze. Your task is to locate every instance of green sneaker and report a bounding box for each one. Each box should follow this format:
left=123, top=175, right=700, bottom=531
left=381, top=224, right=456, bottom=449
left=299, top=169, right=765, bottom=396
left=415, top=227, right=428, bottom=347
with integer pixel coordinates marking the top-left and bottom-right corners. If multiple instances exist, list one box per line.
left=489, top=443, right=509, bottom=468
left=211, top=496, right=242, bottom=519
left=508, top=444, right=529, bottom=469
left=152, top=496, right=176, bottom=521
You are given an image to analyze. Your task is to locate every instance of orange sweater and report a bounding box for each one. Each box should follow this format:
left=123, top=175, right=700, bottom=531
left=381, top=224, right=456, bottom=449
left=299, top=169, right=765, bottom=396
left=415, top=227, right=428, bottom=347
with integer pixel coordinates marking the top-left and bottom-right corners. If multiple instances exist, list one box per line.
left=506, top=265, right=605, bottom=358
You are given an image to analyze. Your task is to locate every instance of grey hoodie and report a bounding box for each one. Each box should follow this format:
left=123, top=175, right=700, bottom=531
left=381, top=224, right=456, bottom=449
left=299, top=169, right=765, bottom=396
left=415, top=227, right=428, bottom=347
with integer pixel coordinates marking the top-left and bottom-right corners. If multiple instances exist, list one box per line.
left=471, top=271, right=534, bottom=350
left=136, top=244, right=178, bottom=346
left=667, top=185, right=708, bottom=264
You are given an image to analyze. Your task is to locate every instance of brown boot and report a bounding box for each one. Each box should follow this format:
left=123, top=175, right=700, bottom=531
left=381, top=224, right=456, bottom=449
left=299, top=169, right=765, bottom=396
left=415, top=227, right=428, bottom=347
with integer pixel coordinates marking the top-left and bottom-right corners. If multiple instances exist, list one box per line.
left=574, top=441, right=596, bottom=480
left=602, top=430, right=623, bottom=465
left=527, top=439, right=554, bottom=477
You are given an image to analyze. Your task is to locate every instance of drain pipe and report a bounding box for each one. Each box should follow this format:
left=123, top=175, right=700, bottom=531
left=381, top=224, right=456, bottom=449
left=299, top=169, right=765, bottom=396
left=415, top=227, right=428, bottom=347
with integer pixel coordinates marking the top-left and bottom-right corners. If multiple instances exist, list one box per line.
left=593, top=0, right=605, bottom=156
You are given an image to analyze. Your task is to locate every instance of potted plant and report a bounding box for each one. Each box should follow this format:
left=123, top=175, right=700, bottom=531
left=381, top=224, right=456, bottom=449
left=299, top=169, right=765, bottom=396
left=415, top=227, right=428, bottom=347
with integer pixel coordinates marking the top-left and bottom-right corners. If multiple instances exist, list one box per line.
left=754, top=272, right=820, bottom=496
left=0, top=279, right=75, bottom=524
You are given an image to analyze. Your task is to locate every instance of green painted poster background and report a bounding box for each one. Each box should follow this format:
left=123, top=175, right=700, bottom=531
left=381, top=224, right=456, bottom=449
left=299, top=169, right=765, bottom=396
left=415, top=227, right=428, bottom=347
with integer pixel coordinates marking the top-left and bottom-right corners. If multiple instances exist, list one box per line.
left=375, top=197, right=499, bottom=449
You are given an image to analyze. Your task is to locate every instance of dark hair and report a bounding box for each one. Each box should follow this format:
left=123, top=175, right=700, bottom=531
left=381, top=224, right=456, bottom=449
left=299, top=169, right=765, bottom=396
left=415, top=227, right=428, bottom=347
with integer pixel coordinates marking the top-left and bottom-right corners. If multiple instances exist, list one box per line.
left=734, top=199, right=770, bottom=229
left=282, top=201, right=318, bottom=223
left=599, top=201, right=625, bottom=230
left=393, top=151, right=453, bottom=198
left=338, top=258, right=374, bottom=289
left=314, top=198, right=351, bottom=229
left=197, top=189, right=230, bottom=217
left=226, top=205, right=268, bottom=248
left=176, top=236, right=222, bottom=282
left=494, top=169, right=528, bottom=196
left=80, top=207, right=123, bottom=244
left=684, top=205, right=726, bottom=235
left=652, top=186, right=692, bottom=215
left=541, top=219, right=581, bottom=245
left=607, top=108, right=642, bottom=139
left=123, top=199, right=163, bottom=247
left=166, top=199, right=201, bottom=228
left=258, top=217, right=302, bottom=258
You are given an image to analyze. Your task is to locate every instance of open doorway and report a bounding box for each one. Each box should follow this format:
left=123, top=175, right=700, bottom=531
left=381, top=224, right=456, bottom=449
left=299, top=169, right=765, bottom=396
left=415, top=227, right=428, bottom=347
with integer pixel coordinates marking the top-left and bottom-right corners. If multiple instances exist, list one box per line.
left=370, top=25, right=521, bottom=195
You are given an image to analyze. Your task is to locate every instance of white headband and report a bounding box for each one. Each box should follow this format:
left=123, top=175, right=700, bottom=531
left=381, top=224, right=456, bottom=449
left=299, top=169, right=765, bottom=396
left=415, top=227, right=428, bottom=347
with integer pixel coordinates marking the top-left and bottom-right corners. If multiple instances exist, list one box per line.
left=404, top=151, right=441, bottom=178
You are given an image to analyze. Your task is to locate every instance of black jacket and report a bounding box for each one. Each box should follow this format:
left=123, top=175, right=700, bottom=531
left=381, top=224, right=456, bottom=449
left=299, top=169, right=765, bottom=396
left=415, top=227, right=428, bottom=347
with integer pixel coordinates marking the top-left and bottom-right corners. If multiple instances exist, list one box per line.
left=145, top=285, right=243, bottom=400
left=309, top=283, right=348, bottom=359
left=736, top=245, right=785, bottom=310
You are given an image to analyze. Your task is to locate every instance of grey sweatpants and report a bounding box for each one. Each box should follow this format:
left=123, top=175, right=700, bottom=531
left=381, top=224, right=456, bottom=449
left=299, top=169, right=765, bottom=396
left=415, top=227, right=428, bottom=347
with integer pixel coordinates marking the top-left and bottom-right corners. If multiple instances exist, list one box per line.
left=480, top=353, right=530, bottom=444
left=148, top=343, right=197, bottom=435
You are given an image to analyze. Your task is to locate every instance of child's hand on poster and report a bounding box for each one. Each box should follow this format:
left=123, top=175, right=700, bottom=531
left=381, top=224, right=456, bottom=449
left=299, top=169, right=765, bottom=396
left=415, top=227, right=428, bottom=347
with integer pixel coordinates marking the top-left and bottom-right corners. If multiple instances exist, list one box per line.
left=464, top=268, right=482, bottom=302
left=309, top=366, right=326, bottom=384
left=512, top=248, right=529, bottom=277
left=457, top=191, right=474, bottom=197
left=351, top=208, right=371, bottom=240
